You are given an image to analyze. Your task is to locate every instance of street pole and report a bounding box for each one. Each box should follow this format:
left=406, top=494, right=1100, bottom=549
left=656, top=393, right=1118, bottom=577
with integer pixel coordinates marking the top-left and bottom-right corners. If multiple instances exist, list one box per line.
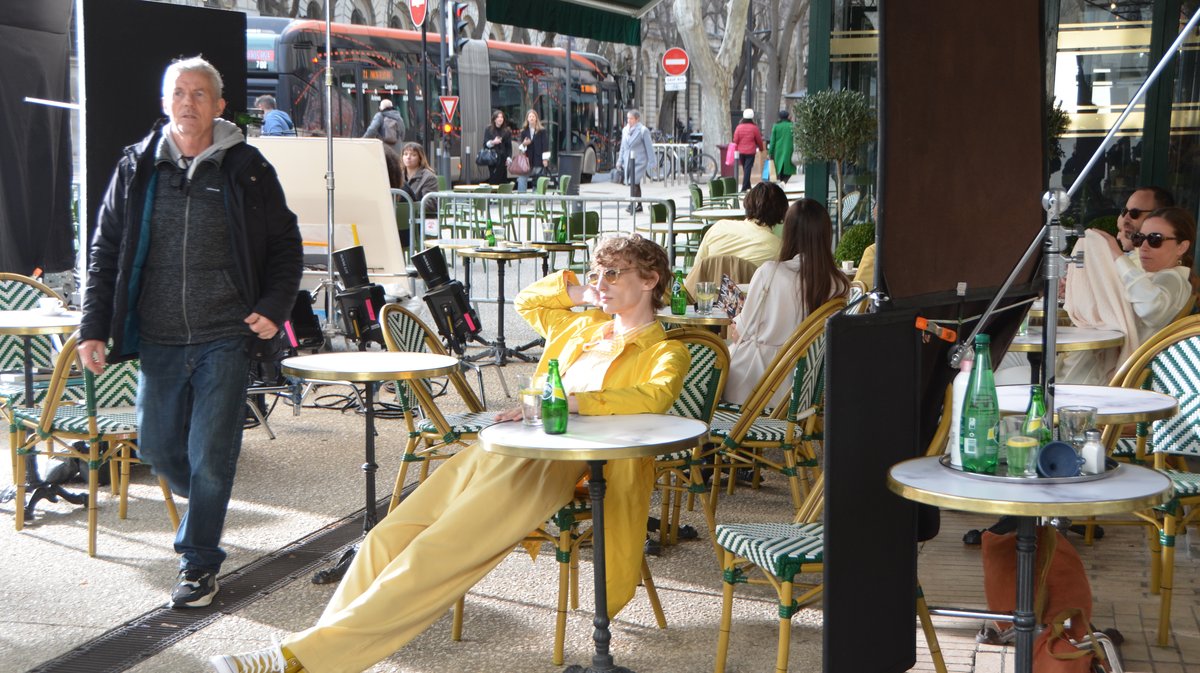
left=422, top=20, right=429, bottom=157
left=437, top=0, right=451, bottom=180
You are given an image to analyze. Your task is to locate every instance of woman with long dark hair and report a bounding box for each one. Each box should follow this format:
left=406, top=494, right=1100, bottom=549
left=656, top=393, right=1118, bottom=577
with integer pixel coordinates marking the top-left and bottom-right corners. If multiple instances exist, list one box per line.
left=722, top=198, right=850, bottom=406
left=481, top=109, right=512, bottom=185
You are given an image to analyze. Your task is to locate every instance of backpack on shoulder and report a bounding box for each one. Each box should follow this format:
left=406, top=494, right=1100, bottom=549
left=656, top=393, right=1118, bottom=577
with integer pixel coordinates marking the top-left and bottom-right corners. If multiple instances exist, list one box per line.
left=381, top=114, right=401, bottom=145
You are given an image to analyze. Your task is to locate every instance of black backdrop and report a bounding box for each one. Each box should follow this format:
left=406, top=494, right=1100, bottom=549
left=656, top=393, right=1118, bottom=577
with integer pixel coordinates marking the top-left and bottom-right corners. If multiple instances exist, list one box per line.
left=823, top=1, right=1045, bottom=671
left=0, top=0, right=75, bottom=275
left=82, top=0, right=246, bottom=244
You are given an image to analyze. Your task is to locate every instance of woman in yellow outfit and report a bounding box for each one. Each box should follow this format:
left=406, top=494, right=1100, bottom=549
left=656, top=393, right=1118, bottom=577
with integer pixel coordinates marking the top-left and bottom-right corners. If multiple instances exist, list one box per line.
left=211, top=235, right=689, bottom=673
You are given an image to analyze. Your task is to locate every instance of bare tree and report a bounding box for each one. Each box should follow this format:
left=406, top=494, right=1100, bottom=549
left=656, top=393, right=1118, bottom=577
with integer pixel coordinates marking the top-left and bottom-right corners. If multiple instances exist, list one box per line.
left=672, top=0, right=752, bottom=149
left=749, top=0, right=809, bottom=124
left=256, top=0, right=301, bottom=17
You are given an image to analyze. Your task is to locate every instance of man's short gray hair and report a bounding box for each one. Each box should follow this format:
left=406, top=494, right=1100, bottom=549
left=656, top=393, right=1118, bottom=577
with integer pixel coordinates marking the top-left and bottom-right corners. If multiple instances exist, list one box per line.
left=255, top=94, right=277, bottom=110
left=162, top=56, right=224, bottom=101
left=626, top=109, right=641, bottom=121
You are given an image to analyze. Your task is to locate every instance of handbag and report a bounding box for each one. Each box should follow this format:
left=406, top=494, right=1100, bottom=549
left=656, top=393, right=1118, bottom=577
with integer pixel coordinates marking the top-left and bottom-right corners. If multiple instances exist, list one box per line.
left=475, top=147, right=498, bottom=167
left=724, top=142, right=738, bottom=166
left=510, top=151, right=531, bottom=176
left=762, top=158, right=773, bottom=182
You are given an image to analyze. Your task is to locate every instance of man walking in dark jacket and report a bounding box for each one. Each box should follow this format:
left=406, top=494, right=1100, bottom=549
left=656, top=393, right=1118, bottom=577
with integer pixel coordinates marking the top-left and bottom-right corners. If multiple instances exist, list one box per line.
left=78, top=56, right=302, bottom=608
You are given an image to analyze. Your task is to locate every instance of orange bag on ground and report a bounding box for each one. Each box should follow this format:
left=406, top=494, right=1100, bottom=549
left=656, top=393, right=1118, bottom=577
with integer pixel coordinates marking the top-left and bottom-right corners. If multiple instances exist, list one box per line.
left=981, top=527, right=1105, bottom=672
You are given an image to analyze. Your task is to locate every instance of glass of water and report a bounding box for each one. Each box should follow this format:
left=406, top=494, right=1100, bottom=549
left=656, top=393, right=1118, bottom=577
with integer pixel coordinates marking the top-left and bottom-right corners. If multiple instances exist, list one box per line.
left=695, top=281, right=718, bottom=315
left=1057, top=406, right=1096, bottom=451
left=520, top=375, right=544, bottom=426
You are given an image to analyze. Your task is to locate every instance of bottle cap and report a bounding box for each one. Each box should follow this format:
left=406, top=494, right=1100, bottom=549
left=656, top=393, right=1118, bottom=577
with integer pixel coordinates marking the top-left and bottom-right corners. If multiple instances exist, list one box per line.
left=1083, top=428, right=1102, bottom=441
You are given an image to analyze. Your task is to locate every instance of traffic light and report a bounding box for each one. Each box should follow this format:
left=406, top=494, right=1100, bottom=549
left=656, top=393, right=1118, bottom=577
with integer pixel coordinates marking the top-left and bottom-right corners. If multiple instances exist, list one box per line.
left=447, top=2, right=470, bottom=56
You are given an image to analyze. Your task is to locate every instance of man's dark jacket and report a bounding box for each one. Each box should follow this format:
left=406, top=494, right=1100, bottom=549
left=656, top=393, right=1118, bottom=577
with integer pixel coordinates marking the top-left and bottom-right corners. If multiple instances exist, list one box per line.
left=80, top=120, right=303, bottom=361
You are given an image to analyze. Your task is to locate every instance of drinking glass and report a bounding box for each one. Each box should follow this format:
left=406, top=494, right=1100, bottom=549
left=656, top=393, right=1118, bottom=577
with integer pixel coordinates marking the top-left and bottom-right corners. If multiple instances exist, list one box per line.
left=695, top=281, right=718, bottom=315
left=519, top=375, right=544, bottom=426
left=1057, top=406, right=1096, bottom=451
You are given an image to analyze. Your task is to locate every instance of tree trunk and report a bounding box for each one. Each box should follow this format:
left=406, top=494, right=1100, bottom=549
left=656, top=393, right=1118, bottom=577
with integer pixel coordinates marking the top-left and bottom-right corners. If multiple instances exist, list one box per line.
left=833, top=158, right=844, bottom=244
left=672, top=0, right=751, bottom=155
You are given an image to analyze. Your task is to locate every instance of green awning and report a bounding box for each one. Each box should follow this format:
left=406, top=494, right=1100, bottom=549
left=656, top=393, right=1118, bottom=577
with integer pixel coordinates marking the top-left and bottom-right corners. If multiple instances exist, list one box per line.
left=487, top=0, right=665, bottom=47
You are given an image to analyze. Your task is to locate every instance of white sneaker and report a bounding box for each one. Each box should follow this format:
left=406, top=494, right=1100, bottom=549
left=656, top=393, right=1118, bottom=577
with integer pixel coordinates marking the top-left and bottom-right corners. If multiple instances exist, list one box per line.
left=209, top=644, right=301, bottom=673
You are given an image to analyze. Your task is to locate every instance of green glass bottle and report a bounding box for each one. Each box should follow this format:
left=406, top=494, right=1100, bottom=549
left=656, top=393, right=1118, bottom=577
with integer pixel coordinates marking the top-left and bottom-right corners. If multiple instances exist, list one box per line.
left=670, top=269, right=687, bottom=316
left=541, top=359, right=569, bottom=435
left=1021, top=384, right=1052, bottom=446
left=484, top=218, right=497, bottom=247
left=960, top=334, right=1000, bottom=474
left=554, top=216, right=568, bottom=244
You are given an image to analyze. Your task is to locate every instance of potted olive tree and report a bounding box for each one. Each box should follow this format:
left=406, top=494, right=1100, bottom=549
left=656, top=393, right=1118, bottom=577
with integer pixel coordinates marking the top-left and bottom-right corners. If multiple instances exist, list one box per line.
left=792, top=90, right=877, bottom=240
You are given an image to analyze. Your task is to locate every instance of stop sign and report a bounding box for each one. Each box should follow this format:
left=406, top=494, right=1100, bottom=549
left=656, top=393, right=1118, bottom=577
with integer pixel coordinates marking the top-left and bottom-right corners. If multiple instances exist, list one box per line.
left=662, top=48, right=689, bottom=77
left=409, top=0, right=427, bottom=26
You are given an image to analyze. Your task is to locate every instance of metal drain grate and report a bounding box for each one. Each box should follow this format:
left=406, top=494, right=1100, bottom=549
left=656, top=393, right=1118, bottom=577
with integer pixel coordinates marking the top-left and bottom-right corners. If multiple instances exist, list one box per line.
left=27, top=490, right=408, bottom=673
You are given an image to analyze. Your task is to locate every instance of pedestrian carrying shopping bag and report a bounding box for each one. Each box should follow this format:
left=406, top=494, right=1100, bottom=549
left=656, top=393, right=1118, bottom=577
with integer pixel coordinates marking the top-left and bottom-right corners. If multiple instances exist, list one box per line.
left=724, top=142, right=737, bottom=166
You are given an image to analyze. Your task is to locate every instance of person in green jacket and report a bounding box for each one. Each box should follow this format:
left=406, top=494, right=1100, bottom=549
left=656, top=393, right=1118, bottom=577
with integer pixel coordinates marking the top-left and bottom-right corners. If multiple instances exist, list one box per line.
left=769, top=109, right=796, bottom=183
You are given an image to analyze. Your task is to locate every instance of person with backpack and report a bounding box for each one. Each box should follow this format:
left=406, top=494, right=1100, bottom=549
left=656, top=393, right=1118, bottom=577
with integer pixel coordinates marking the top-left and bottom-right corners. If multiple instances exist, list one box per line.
left=364, top=99, right=405, bottom=145
left=255, top=95, right=294, bottom=137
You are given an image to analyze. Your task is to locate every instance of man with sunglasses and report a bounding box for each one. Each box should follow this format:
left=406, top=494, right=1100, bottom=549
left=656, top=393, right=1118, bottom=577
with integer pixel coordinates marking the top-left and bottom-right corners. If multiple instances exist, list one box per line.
left=1116, top=186, right=1174, bottom=257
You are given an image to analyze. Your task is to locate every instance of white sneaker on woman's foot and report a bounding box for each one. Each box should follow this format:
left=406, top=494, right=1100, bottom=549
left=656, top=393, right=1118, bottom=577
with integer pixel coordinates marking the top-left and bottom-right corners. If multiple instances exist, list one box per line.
left=208, top=644, right=303, bottom=673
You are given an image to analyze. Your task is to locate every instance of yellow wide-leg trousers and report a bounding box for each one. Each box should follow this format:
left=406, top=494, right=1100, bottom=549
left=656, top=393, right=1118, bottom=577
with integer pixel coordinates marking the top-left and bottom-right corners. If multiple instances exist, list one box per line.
left=284, top=444, right=584, bottom=673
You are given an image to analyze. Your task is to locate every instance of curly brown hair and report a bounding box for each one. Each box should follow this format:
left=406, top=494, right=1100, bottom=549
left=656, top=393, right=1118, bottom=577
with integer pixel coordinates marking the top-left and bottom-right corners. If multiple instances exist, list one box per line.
left=742, top=182, right=789, bottom=228
left=592, top=234, right=672, bottom=310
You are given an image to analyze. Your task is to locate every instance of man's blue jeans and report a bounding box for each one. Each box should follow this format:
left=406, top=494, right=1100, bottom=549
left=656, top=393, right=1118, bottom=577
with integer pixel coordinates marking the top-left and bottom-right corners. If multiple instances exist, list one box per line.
left=137, top=336, right=249, bottom=573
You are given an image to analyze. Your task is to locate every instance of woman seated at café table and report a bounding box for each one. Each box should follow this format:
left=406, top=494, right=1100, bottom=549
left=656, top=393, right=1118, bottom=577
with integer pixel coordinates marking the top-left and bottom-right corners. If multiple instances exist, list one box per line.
left=1057, top=206, right=1198, bottom=385
left=209, top=235, right=689, bottom=673
left=722, top=198, right=850, bottom=408
left=692, top=181, right=789, bottom=270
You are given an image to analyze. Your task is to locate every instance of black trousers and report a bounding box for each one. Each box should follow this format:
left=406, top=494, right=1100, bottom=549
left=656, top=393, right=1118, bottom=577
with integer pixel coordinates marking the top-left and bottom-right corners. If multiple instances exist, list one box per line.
left=739, top=153, right=756, bottom=191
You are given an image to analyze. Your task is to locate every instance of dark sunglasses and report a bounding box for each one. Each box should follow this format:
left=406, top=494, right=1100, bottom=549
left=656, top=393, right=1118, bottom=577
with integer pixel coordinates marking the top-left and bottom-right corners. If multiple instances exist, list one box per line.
left=1120, top=207, right=1150, bottom=219
left=1130, top=232, right=1179, bottom=249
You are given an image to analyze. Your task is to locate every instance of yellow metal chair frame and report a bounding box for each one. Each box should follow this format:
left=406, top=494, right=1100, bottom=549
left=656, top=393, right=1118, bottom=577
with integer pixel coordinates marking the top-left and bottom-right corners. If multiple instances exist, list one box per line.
left=379, top=303, right=487, bottom=512
left=12, top=334, right=179, bottom=556
left=710, top=298, right=846, bottom=512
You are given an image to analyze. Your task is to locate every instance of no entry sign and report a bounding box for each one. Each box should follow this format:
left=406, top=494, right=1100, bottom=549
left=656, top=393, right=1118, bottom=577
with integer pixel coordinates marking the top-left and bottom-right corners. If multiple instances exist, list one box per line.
left=409, top=0, right=427, bottom=26
left=662, top=48, right=689, bottom=77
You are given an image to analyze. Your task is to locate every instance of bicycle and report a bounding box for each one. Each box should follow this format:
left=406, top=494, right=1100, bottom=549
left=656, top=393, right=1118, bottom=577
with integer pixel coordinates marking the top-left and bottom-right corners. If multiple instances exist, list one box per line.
left=682, top=141, right=718, bottom=184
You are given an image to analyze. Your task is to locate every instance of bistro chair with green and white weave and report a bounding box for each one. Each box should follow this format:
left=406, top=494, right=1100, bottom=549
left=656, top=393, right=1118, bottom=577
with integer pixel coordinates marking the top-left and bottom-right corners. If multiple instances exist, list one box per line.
left=708, top=297, right=846, bottom=513
left=379, top=303, right=493, bottom=512
left=654, top=328, right=728, bottom=549
left=12, top=334, right=179, bottom=556
left=1094, top=314, right=1200, bottom=646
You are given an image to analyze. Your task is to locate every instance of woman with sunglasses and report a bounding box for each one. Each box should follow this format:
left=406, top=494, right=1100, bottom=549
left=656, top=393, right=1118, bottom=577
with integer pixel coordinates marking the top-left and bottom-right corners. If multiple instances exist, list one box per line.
left=722, top=198, right=851, bottom=407
left=1057, top=207, right=1197, bottom=385
left=1098, top=206, right=1198, bottom=344
left=210, top=236, right=688, bottom=673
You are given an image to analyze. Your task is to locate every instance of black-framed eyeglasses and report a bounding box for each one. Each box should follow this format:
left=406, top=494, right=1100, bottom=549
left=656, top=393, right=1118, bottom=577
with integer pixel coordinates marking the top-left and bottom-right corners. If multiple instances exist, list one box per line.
left=1121, top=207, right=1150, bottom=220
left=585, top=267, right=632, bottom=285
left=1130, top=232, right=1179, bottom=249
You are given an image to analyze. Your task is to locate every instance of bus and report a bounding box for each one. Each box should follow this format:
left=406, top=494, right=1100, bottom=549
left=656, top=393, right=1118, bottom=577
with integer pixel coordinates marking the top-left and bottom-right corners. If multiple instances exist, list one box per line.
left=245, top=17, right=630, bottom=182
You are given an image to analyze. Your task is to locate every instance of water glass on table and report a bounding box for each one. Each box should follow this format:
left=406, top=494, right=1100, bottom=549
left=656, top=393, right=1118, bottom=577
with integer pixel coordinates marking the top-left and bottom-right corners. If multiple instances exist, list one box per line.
left=695, top=281, right=718, bottom=315
left=1057, top=406, right=1097, bottom=452
left=1000, top=415, right=1040, bottom=478
left=519, top=375, right=544, bottom=426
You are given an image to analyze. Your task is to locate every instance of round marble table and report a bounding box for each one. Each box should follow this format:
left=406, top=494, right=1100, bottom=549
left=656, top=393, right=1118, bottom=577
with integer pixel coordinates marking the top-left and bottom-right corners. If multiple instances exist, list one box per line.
left=689, top=207, right=746, bottom=222
left=997, top=383, right=1178, bottom=425
left=480, top=414, right=708, bottom=673
left=657, top=307, right=732, bottom=330
left=888, top=455, right=1171, bottom=673
left=1008, top=326, right=1124, bottom=352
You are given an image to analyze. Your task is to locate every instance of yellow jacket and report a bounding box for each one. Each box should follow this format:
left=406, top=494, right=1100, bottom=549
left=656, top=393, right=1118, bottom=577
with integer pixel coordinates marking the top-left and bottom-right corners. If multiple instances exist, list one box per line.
left=515, top=270, right=689, bottom=614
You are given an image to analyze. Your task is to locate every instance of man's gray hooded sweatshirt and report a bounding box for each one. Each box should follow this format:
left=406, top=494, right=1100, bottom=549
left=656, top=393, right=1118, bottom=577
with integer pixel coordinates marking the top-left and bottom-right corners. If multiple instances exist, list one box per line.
left=139, top=119, right=250, bottom=345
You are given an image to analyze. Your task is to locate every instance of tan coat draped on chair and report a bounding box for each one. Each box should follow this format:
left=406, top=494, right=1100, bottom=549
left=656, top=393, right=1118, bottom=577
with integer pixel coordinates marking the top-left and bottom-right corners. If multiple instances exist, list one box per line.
left=683, top=255, right=759, bottom=298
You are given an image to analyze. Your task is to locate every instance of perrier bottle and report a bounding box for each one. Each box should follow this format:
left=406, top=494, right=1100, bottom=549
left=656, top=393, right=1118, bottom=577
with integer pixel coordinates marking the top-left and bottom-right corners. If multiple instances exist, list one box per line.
left=484, top=218, right=497, bottom=247
left=554, top=216, right=568, bottom=244
left=1021, top=384, right=1052, bottom=446
left=670, top=270, right=687, bottom=316
left=960, top=334, right=1000, bottom=474
left=541, top=359, right=569, bottom=435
